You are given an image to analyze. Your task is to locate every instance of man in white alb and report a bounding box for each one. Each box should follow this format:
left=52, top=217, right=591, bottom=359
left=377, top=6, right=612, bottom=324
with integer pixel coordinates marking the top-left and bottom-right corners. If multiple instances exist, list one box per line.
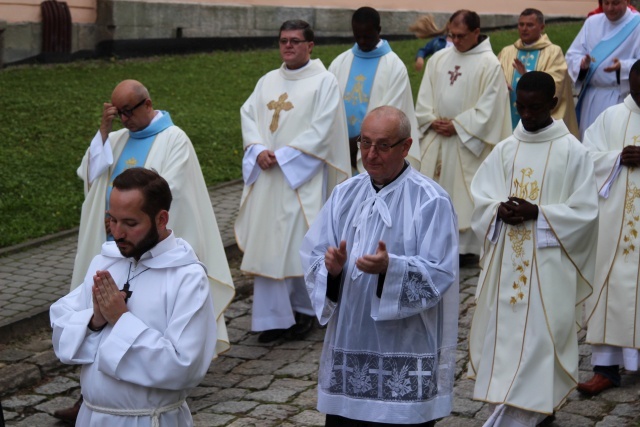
left=469, top=72, right=599, bottom=426
left=566, top=0, right=640, bottom=137
left=301, top=106, right=459, bottom=426
left=51, top=168, right=217, bottom=426
left=236, top=20, right=350, bottom=343
left=329, top=6, right=421, bottom=172
left=580, top=61, right=640, bottom=396
left=415, top=9, right=511, bottom=258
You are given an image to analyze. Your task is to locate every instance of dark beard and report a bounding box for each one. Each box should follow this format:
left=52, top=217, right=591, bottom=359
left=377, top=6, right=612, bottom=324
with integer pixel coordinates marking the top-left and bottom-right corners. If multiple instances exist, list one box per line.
left=116, top=221, right=160, bottom=260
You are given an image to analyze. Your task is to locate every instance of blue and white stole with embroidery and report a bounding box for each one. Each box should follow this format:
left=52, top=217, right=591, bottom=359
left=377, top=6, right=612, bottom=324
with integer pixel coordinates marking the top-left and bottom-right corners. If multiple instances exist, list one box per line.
left=343, top=40, right=392, bottom=138
left=576, top=14, right=640, bottom=122
left=105, top=111, right=174, bottom=239
left=509, top=49, right=540, bottom=129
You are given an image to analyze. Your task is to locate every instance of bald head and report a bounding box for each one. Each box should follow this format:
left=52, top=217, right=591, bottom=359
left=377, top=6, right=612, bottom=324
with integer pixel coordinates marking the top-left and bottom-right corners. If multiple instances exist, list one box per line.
left=110, top=80, right=155, bottom=131
left=364, top=106, right=411, bottom=139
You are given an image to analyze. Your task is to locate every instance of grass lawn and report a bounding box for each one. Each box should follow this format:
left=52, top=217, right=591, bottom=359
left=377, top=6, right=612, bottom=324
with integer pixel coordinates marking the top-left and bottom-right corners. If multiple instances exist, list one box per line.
left=0, top=21, right=582, bottom=248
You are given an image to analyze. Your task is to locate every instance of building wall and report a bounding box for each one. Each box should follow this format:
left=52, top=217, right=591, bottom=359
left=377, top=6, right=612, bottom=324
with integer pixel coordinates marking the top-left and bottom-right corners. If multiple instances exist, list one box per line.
left=1, top=0, right=596, bottom=65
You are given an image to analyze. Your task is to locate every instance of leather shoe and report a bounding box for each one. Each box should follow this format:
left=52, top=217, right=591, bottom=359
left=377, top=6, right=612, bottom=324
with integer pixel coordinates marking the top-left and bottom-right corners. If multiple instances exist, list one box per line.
left=53, top=396, right=83, bottom=423
left=285, top=313, right=315, bottom=341
left=577, top=373, right=615, bottom=396
left=258, top=329, right=286, bottom=343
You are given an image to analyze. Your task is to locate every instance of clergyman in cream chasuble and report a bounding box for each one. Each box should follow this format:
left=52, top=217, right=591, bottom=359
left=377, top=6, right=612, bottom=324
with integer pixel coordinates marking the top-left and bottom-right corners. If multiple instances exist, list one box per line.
left=468, top=120, right=599, bottom=415
left=416, top=36, right=512, bottom=255
left=583, top=95, right=640, bottom=369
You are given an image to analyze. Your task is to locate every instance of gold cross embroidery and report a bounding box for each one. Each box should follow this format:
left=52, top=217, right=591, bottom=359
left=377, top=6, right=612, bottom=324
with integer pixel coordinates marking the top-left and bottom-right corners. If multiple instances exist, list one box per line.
left=267, top=93, right=294, bottom=133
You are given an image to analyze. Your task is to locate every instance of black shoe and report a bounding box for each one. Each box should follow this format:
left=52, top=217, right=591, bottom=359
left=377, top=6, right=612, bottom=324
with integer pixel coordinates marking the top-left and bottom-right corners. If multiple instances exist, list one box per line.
left=258, top=329, right=287, bottom=343
left=285, top=313, right=315, bottom=341
left=53, top=396, right=83, bottom=423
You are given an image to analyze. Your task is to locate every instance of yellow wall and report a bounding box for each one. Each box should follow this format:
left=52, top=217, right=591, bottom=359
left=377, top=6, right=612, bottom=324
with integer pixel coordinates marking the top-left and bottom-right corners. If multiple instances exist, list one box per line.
left=1, top=0, right=96, bottom=23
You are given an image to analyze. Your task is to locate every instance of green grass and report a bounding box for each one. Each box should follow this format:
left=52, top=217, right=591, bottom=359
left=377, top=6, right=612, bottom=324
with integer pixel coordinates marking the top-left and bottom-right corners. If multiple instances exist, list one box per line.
left=0, top=21, right=582, bottom=248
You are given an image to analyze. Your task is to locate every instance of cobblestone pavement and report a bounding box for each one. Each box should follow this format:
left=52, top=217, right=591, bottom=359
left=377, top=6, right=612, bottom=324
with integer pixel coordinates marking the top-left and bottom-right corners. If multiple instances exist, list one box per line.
left=1, top=179, right=640, bottom=426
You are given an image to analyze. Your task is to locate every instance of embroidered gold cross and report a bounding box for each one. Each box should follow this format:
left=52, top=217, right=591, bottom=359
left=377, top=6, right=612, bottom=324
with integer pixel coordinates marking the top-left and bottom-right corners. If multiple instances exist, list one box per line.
left=448, top=66, right=462, bottom=86
left=267, top=93, right=294, bottom=133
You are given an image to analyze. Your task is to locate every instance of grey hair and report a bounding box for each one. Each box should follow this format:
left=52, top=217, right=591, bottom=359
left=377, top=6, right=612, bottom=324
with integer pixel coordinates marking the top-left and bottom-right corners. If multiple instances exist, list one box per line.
left=367, top=106, right=412, bottom=139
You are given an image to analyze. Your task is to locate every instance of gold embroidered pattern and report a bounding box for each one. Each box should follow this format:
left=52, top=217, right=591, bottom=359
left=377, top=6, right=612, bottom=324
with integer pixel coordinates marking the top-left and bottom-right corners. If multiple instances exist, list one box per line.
left=344, top=75, right=369, bottom=105
left=512, top=168, right=539, bottom=201
left=508, top=167, right=538, bottom=305
left=622, top=182, right=640, bottom=259
left=267, top=93, right=294, bottom=133
left=125, top=157, right=137, bottom=167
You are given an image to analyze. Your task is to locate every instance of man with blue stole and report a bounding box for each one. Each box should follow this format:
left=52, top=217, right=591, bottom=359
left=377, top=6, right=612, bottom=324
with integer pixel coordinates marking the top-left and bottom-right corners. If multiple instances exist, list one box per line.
left=498, top=8, right=579, bottom=137
left=71, top=79, right=234, bottom=363
left=329, top=6, right=421, bottom=173
left=566, top=0, right=640, bottom=138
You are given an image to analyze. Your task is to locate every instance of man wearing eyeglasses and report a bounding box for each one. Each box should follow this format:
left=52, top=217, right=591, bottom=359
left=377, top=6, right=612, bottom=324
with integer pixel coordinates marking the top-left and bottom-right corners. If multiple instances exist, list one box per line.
left=328, top=6, right=421, bottom=173
left=235, top=20, right=350, bottom=343
left=415, top=9, right=511, bottom=261
left=301, top=106, right=458, bottom=426
left=56, top=79, right=235, bottom=422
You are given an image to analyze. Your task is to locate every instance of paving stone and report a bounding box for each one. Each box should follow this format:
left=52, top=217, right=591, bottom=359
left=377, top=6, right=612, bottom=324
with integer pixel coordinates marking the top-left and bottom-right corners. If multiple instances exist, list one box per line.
left=196, top=388, right=249, bottom=411
left=11, top=412, right=61, bottom=426
left=232, top=359, right=287, bottom=376
left=19, top=339, right=53, bottom=353
left=274, top=362, right=317, bottom=378
left=210, top=356, right=243, bottom=374
left=201, top=371, right=246, bottom=388
left=247, top=403, right=298, bottom=421
left=551, top=411, right=595, bottom=427
left=34, top=395, right=78, bottom=415
left=192, top=412, right=235, bottom=427
left=262, top=348, right=308, bottom=363
left=27, top=350, right=65, bottom=374
left=225, top=417, right=277, bottom=427
left=598, top=386, right=638, bottom=403
left=0, top=363, right=41, bottom=393
left=236, top=374, right=274, bottom=390
left=289, top=409, right=325, bottom=426
left=3, top=410, right=19, bottom=421
left=452, top=396, right=484, bottom=417
left=227, top=327, right=249, bottom=343
left=208, top=400, right=259, bottom=414
left=562, top=400, right=612, bottom=418
left=244, top=388, right=298, bottom=403
left=189, top=386, right=220, bottom=398
left=1, top=394, right=47, bottom=410
left=595, top=415, right=629, bottom=426
left=224, top=344, right=269, bottom=360
left=291, top=388, right=317, bottom=408
left=611, top=402, right=640, bottom=418
left=0, top=349, right=33, bottom=363
left=435, top=417, right=484, bottom=427
left=228, top=315, right=252, bottom=331
left=34, top=376, right=79, bottom=395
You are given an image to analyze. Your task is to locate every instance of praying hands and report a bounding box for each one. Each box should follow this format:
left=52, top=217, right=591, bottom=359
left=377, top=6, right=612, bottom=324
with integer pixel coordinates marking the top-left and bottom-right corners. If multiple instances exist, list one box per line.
left=431, top=119, right=457, bottom=137
left=90, top=270, right=128, bottom=330
left=498, top=196, right=539, bottom=225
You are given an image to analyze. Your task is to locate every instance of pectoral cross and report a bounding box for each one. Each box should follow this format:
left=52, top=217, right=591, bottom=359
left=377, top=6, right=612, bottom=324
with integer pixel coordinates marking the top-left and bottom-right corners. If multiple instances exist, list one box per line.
left=267, top=93, right=294, bottom=133
left=120, top=282, right=133, bottom=303
left=448, top=65, right=462, bottom=86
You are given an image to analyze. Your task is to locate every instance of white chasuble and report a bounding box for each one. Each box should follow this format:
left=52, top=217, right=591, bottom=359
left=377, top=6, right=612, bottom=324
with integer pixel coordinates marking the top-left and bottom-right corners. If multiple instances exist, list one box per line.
left=300, top=166, right=459, bottom=424
left=416, top=37, right=512, bottom=255
left=584, top=96, right=640, bottom=349
left=329, top=44, right=422, bottom=170
left=236, top=59, right=350, bottom=279
left=469, top=120, right=598, bottom=414
left=73, top=121, right=234, bottom=356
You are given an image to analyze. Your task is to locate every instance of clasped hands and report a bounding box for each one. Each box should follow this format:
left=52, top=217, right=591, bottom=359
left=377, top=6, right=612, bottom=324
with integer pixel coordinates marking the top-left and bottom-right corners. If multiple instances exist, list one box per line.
left=325, top=240, right=389, bottom=277
left=257, top=150, right=277, bottom=170
left=431, top=119, right=457, bottom=137
left=89, top=270, right=128, bottom=330
left=497, top=197, right=538, bottom=226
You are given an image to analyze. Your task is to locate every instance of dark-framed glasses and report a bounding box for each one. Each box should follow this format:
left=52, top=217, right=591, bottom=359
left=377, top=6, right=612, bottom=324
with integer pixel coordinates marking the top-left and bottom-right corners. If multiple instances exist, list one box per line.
left=357, top=137, right=407, bottom=152
left=117, top=98, right=147, bottom=118
left=279, top=38, right=308, bottom=46
left=448, top=32, right=470, bottom=40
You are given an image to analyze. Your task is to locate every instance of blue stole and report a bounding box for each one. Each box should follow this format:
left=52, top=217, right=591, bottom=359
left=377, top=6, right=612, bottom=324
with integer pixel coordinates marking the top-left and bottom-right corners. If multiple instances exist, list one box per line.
left=576, top=14, right=640, bottom=122
left=343, top=40, right=392, bottom=138
left=105, top=111, right=174, bottom=239
left=509, top=49, right=540, bottom=129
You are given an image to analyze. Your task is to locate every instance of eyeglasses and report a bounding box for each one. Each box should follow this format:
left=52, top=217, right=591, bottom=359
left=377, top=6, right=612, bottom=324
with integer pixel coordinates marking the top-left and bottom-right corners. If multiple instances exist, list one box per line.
left=117, top=98, right=147, bottom=118
left=279, top=38, right=308, bottom=46
left=357, top=137, right=407, bottom=152
left=448, top=32, right=470, bottom=40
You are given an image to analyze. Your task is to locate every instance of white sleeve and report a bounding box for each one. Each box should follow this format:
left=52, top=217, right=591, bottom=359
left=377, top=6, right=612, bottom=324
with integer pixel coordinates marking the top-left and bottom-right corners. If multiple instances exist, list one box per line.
left=242, top=144, right=267, bottom=186
left=275, top=146, right=324, bottom=190
left=88, top=130, right=114, bottom=184
left=453, top=122, right=485, bottom=157
left=536, top=215, right=560, bottom=248
left=599, top=157, right=623, bottom=199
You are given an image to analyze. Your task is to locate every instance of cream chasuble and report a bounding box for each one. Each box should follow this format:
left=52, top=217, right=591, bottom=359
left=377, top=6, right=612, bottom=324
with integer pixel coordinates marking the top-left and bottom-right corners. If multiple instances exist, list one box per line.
left=469, top=120, right=598, bottom=414
left=584, top=95, right=640, bottom=350
left=236, top=59, right=350, bottom=279
left=499, top=34, right=579, bottom=138
left=74, top=123, right=234, bottom=356
left=416, top=37, right=511, bottom=255
left=329, top=44, right=422, bottom=170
